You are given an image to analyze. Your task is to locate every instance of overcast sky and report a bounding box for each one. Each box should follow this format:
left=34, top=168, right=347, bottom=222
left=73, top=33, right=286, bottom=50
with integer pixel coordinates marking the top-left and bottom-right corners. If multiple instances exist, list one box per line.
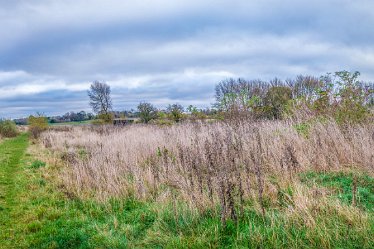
left=1, top=0, right=374, bottom=118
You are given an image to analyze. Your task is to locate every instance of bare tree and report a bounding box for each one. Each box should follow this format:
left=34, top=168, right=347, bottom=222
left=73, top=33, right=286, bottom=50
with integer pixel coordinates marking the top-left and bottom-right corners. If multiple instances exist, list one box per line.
left=214, top=78, right=269, bottom=112
left=286, top=75, right=322, bottom=102
left=87, top=81, right=112, bottom=114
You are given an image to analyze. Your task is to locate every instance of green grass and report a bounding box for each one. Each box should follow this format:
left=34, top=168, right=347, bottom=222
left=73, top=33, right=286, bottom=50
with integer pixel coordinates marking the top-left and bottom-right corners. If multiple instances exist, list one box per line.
left=300, top=171, right=374, bottom=211
left=1, top=135, right=373, bottom=248
left=30, top=160, right=47, bottom=169
left=0, top=133, right=29, bottom=247
left=49, top=120, right=92, bottom=126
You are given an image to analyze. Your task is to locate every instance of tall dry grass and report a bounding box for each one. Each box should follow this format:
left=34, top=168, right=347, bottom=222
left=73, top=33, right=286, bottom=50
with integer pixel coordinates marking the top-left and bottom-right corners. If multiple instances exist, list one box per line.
left=41, top=119, right=374, bottom=221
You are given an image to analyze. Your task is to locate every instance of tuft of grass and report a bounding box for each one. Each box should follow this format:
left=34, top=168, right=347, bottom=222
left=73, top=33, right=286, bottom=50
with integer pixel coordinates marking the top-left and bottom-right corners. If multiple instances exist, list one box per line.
left=30, top=160, right=46, bottom=169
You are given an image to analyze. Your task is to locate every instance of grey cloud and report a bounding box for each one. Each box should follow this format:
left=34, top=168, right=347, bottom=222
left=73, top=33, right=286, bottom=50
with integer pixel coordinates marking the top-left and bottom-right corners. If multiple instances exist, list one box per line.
left=1, top=0, right=374, bottom=117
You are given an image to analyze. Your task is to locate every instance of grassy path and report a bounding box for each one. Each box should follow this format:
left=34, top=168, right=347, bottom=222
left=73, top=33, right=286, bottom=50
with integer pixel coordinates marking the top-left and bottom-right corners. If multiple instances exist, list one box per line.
left=0, top=134, right=29, bottom=247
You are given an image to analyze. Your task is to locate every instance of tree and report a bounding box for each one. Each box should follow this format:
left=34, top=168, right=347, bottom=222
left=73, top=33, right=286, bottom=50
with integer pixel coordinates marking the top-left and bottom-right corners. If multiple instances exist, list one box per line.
left=215, top=78, right=269, bottom=114
left=263, top=86, right=292, bottom=119
left=187, top=105, right=198, bottom=114
left=333, top=71, right=370, bottom=123
left=167, top=104, right=184, bottom=122
left=76, top=111, right=87, bottom=121
left=87, top=81, right=112, bottom=115
left=137, top=102, right=157, bottom=123
left=286, top=75, right=322, bottom=102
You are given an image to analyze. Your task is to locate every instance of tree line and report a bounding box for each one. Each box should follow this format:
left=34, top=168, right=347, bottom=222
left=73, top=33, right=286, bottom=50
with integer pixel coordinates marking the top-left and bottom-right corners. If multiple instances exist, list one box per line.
left=87, top=71, right=373, bottom=125
left=1, top=70, right=373, bottom=139
left=87, top=81, right=217, bottom=124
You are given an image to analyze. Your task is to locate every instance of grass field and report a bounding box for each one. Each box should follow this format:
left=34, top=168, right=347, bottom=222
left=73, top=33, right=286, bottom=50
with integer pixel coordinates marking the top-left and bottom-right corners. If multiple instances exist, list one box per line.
left=49, top=120, right=92, bottom=126
left=0, top=127, right=373, bottom=248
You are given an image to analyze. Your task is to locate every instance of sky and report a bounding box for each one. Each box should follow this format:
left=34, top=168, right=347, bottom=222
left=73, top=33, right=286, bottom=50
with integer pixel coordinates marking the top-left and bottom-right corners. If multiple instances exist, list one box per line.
left=1, top=0, right=374, bottom=118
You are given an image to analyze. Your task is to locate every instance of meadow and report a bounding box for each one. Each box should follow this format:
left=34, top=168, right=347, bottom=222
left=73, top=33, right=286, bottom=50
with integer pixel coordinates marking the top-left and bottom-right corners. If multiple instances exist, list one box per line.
left=1, top=71, right=373, bottom=248
left=0, top=117, right=372, bottom=248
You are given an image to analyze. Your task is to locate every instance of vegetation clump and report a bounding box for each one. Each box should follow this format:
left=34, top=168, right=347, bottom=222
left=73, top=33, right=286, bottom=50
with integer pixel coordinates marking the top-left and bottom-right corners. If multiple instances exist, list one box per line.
left=214, top=71, right=373, bottom=124
left=0, top=119, right=18, bottom=138
left=28, top=115, right=49, bottom=138
left=30, top=160, right=46, bottom=169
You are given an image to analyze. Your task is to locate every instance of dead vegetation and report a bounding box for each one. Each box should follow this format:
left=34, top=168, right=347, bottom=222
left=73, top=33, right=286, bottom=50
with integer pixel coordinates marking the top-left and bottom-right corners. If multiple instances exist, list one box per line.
left=41, top=119, right=374, bottom=223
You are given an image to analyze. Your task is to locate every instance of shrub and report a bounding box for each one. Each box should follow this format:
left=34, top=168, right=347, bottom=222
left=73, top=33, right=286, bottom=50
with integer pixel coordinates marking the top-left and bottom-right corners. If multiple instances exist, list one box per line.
left=263, top=86, right=293, bottom=119
left=149, top=119, right=174, bottom=126
left=28, top=115, right=48, bottom=138
left=166, top=104, right=184, bottom=122
left=312, top=71, right=372, bottom=124
left=333, top=71, right=371, bottom=124
left=95, top=113, right=114, bottom=125
left=138, top=102, right=158, bottom=123
left=0, top=119, right=18, bottom=138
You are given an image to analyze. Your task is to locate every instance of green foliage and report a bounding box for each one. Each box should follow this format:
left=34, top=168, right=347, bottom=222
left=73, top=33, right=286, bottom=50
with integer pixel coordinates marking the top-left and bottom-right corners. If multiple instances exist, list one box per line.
left=28, top=115, right=49, bottom=138
left=313, top=71, right=371, bottom=124
left=0, top=119, right=18, bottom=138
left=167, top=104, right=184, bottom=122
left=334, top=71, right=370, bottom=124
left=263, top=86, right=293, bottom=119
left=137, top=102, right=158, bottom=124
left=150, top=119, right=174, bottom=126
left=334, top=102, right=369, bottom=124
left=293, top=122, right=311, bottom=138
left=187, top=105, right=207, bottom=120
left=312, top=73, right=334, bottom=114
left=248, top=95, right=262, bottom=109
left=157, top=111, right=167, bottom=119
left=93, top=113, right=114, bottom=125
left=214, top=71, right=373, bottom=124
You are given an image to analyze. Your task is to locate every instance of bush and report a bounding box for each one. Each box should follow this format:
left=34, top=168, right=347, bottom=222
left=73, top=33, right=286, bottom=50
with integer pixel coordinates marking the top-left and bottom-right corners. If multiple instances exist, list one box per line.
left=28, top=115, right=48, bottom=138
left=149, top=119, right=174, bottom=126
left=138, top=102, right=158, bottom=123
left=0, top=119, right=18, bottom=138
left=263, top=86, right=293, bottom=119
left=166, top=104, right=184, bottom=122
left=93, top=113, right=114, bottom=125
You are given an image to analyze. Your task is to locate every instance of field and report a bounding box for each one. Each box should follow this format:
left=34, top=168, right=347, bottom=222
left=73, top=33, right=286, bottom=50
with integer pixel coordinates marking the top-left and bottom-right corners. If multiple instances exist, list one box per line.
left=0, top=119, right=373, bottom=248
left=49, top=120, right=93, bottom=126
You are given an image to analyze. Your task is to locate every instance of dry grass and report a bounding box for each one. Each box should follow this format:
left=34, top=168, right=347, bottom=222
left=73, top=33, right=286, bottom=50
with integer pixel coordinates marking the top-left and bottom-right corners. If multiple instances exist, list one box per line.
left=41, top=119, right=374, bottom=221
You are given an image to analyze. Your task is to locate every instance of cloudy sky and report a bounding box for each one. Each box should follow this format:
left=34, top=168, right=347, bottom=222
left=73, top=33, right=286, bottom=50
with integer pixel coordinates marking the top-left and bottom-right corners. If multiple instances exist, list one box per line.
left=1, top=0, right=374, bottom=118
